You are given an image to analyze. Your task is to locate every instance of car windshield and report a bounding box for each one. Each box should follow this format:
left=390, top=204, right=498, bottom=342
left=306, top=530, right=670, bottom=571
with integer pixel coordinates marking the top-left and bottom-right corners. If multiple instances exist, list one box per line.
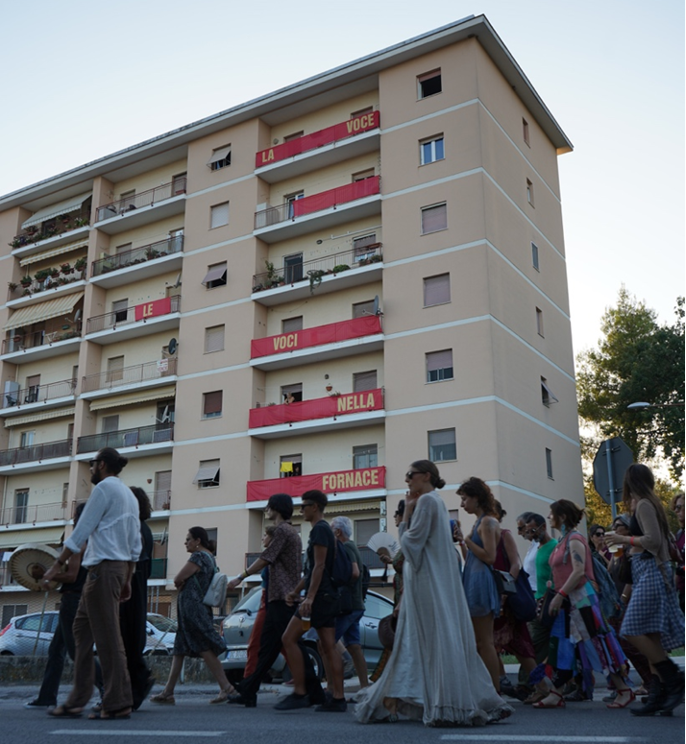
left=147, top=615, right=178, bottom=633
left=231, top=587, right=262, bottom=614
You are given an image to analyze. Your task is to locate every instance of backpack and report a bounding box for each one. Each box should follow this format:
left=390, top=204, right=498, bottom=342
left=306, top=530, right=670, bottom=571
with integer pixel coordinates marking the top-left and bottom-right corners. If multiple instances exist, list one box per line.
left=331, top=540, right=355, bottom=615
left=194, top=554, right=228, bottom=608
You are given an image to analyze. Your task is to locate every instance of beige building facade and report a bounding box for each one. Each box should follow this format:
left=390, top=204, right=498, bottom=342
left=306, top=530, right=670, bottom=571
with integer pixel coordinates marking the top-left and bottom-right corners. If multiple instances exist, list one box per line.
left=0, top=16, right=581, bottom=622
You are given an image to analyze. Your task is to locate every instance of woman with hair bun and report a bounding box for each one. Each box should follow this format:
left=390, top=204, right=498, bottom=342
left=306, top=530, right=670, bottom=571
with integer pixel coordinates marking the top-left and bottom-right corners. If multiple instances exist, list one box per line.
left=150, top=526, right=233, bottom=705
left=355, top=461, right=511, bottom=727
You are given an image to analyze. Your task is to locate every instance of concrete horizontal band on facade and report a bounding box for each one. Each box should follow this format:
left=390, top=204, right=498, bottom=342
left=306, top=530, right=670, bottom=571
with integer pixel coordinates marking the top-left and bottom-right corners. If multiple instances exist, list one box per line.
left=88, top=385, right=176, bottom=411
left=4, top=406, right=75, bottom=428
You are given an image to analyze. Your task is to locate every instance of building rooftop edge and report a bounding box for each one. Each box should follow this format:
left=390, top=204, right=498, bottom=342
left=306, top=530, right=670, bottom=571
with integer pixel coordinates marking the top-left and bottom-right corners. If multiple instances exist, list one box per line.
left=0, top=14, right=572, bottom=208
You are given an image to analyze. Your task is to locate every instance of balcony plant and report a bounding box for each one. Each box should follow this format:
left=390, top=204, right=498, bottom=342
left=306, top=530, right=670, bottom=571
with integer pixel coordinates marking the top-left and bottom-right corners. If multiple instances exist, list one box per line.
left=34, top=268, right=51, bottom=283
left=50, top=267, right=60, bottom=278
left=307, top=269, right=326, bottom=294
left=145, top=247, right=160, bottom=260
left=20, top=275, right=32, bottom=288
left=74, top=257, right=87, bottom=272
left=60, top=262, right=73, bottom=275
left=332, top=264, right=350, bottom=275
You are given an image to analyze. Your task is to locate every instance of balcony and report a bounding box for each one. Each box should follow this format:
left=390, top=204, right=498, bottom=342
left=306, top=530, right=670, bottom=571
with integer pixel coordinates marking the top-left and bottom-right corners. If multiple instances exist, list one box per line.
left=254, top=176, right=381, bottom=243
left=94, top=178, right=187, bottom=234
left=0, top=439, right=72, bottom=472
left=255, top=111, right=380, bottom=184
left=250, top=315, right=383, bottom=371
left=247, top=466, right=386, bottom=502
left=0, top=500, right=68, bottom=527
left=85, top=295, right=180, bottom=344
left=151, top=489, right=172, bottom=512
left=252, top=244, right=382, bottom=306
left=90, top=235, right=184, bottom=288
left=249, top=388, right=385, bottom=439
left=1, top=377, right=76, bottom=416
left=8, top=272, right=86, bottom=306
left=81, top=358, right=178, bottom=398
left=150, top=558, right=168, bottom=579
left=76, top=423, right=175, bottom=457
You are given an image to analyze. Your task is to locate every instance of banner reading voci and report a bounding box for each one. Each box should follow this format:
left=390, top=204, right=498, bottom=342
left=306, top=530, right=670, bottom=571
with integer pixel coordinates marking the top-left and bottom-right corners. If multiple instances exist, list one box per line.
left=251, top=315, right=382, bottom=359
left=246, top=466, right=386, bottom=502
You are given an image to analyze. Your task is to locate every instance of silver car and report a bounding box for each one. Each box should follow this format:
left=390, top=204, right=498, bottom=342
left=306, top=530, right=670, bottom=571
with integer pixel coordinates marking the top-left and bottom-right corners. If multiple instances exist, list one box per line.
left=0, top=611, right=59, bottom=656
left=221, top=588, right=393, bottom=684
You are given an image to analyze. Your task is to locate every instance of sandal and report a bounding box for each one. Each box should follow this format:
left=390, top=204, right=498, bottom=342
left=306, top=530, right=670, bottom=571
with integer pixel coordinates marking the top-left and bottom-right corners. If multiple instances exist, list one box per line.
left=88, top=707, right=131, bottom=720
left=210, top=686, right=236, bottom=704
left=607, top=689, right=636, bottom=709
left=523, top=690, right=546, bottom=705
left=48, top=705, right=83, bottom=718
left=150, top=692, right=176, bottom=705
left=533, top=690, right=566, bottom=709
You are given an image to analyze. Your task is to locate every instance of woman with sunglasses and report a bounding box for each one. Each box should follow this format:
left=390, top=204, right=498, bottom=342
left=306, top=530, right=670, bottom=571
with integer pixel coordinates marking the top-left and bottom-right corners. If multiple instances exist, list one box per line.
left=355, top=461, right=511, bottom=727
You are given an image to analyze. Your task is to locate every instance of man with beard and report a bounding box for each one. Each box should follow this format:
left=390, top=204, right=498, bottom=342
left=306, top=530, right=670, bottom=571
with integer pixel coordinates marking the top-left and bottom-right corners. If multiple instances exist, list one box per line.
left=42, top=447, right=141, bottom=720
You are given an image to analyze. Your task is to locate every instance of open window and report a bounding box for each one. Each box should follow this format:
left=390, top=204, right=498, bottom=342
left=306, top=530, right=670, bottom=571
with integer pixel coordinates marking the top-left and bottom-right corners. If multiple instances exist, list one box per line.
left=194, top=460, right=220, bottom=489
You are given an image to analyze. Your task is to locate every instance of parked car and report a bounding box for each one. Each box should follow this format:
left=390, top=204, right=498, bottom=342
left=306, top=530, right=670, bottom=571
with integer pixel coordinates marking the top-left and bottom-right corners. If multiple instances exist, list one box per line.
left=221, top=587, right=393, bottom=684
left=0, top=610, right=176, bottom=656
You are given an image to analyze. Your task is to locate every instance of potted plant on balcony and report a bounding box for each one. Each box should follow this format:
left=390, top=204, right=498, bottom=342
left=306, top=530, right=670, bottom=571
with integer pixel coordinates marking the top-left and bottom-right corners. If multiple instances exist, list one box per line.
left=20, top=275, right=32, bottom=288
left=60, top=262, right=73, bottom=275
left=332, top=264, right=350, bottom=275
left=34, top=268, right=51, bottom=284
left=307, top=269, right=326, bottom=294
left=74, top=257, right=87, bottom=272
left=49, top=267, right=60, bottom=278
left=74, top=217, right=89, bottom=228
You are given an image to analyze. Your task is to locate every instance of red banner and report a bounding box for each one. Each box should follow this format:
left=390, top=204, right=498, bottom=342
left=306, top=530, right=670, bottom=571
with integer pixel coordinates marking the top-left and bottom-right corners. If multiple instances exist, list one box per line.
left=292, top=176, right=380, bottom=218
left=249, top=388, right=383, bottom=428
left=256, top=111, right=379, bottom=168
left=134, top=296, right=171, bottom=322
left=246, top=466, right=386, bottom=502
left=251, top=315, right=382, bottom=359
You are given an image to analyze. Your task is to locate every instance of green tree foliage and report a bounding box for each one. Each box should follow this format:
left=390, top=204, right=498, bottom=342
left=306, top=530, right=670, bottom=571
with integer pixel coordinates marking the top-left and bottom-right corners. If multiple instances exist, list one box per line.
left=577, top=289, right=685, bottom=480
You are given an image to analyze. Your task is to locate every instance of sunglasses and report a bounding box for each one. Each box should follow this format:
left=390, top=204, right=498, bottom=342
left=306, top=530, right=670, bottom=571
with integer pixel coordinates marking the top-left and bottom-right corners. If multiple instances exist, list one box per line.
left=89, top=459, right=101, bottom=467
left=300, top=501, right=316, bottom=508
left=406, top=471, right=424, bottom=479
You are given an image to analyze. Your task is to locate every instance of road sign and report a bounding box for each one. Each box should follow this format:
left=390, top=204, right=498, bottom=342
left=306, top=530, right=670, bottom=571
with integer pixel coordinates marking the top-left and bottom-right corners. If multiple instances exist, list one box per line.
left=593, top=437, right=634, bottom=519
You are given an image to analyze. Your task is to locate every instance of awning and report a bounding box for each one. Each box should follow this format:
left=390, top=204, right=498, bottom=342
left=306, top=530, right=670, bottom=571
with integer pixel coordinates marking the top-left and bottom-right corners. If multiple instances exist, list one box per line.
left=3, top=292, right=84, bottom=332
left=201, top=265, right=227, bottom=285
left=89, top=385, right=176, bottom=411
left=207, top=146, right=231, bottom=167
left=323, top=500, right=380, bottom=514
left=22, top=192, right=91, bottom=229
left=5, top=407, right=75, bottom=428
left=20, top=240, right=89, bottom=267
left=0, top=527, right=64, bottom=549
left=192, top=466, right=219, bottom=484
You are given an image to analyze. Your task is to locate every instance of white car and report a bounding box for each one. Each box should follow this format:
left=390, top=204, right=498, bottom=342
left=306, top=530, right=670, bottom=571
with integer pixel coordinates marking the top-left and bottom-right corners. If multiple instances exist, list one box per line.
left=144, top=613, right=177, bottom=655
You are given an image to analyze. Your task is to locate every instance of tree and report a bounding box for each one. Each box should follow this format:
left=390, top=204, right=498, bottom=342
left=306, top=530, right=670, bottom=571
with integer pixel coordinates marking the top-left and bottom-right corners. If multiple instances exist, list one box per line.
left=576, top=289, right=685, bottom=480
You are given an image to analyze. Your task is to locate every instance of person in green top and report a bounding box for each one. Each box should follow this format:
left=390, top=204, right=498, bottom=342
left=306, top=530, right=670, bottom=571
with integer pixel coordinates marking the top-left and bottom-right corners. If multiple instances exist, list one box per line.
left=526, top=514, right=557, bottom=600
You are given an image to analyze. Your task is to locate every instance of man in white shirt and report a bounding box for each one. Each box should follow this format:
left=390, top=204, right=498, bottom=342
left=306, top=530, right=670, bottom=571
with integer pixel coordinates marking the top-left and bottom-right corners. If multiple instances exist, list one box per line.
left=42, top=448, right=141, bottom=720
left=518, top=511, right=539, bottom=592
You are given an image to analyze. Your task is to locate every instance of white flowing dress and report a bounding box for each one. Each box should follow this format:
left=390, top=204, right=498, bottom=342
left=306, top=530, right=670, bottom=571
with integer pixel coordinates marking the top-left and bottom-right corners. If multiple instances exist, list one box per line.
left=354, top=490, right=512, bottom=726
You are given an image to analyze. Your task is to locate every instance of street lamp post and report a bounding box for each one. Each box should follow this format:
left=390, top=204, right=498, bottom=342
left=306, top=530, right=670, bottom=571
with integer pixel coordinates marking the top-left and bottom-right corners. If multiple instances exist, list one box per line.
left=627, top=401, right=685, bottom=410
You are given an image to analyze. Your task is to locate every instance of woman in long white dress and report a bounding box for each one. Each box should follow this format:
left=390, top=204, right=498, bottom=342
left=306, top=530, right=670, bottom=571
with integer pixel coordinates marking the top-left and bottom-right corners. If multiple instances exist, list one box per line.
left=354, top=461, right=513, bottom=726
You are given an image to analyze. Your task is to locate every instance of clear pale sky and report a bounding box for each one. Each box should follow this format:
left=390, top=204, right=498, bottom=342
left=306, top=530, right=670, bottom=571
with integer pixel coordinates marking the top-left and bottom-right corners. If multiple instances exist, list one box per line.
left=1, top=0, right=683, bottom=357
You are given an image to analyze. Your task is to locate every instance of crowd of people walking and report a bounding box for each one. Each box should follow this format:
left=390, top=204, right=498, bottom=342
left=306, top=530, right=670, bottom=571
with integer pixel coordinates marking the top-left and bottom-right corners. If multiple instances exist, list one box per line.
left=26, top=449, right=684, bottom=725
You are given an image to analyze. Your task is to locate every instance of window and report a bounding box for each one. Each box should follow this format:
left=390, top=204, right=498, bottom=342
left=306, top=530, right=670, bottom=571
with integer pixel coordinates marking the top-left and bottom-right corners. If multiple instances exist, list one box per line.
left=106, top=356, right=124, bottom=384
left=280, top=454, right=302, bottom=478
left=355, top=518, right=379, bottom=546
left=204, top=325, right=225, bottom=353
left=352, top=300, right=375, bottom=319
left=418, top=69, right=442, bottom=99
left=202, top=391, right=223, bottom=419
left=208, top=145, right=231, bottom=171
left=20, top=431, right=34, bottom=448
left=172, top=172, right=187, bottom=195
left=353, top=444, right=378, bottom=470
left=283, top=131, right=304, bottom=142
left=25, top=375, right=40, bottom=403
left=420, top=135, right=444, bottom=165
left=285, top=192, right=304, bottom=218
left=202, top=261, right=227, bottom=288
left=426, top=350, right=454, bottom=383
left=154, top=470, right=172, bottom=510
left=353, top=370, right=377, bottom=392
left=352, top=233, right=378, bottom=261
left=282, top=316, right=303, bottom=333
left=532, top=242, right=540, bottom=271
left=545, top=448, right=554, bottom=479
left=281, top=383, right=303, bottom=403
left=102, top=415, right=119, bottom=433
left=526, top=179, right=534, bottom=207
left=14, top=489, right=28, bottom=524
left=116, top=242, right=132, bottom=256
left=62, top=482, right=69, bottom=508
left=536, top=307, right=544, bottom=337
left=112, top=299, right=128, bottom=324
left=350, top=106, right=373, bottom=118
left=284, top=253, right=303, bottom=283
left=352, top=168, right=375, bottom=182
left=428, top=428, right=456, bottom=462
left=423, top=273, right=450, bottom=307
left=210, top=201, right=229, bottom=228
left=421, top=202, right=447, bottom=234
left=194, top=459, right=220, bottom=488
left=541, top=377, right=558, bottom=407
left=204, top=528, right=218, bottom=552
left=522, top=118, right=530, bottom=146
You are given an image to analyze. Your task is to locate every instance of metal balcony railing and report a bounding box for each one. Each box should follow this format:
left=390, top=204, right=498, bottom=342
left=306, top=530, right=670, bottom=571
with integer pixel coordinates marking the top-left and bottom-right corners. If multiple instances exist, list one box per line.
left=0, top=439, right=72, bottom=467
left=3, top=378, right=77, bottom=408
left=252, top=243, right=382, bottom=291
left=86, top=295, right=180, bottom=334
left=8, top=269, right=86, bottom=301
left=81, top=358, right=177, bottom=393
left=10, top=219, right=90, bottom=250
left=96, top=178, right=187, bottom=222
left=76, top=424, right=174, bottom=454
left=91, top=235, right=184, bottom=277
left=0, top=500, right=68, bottom=526
left=2, top=329, right=81, bottom=356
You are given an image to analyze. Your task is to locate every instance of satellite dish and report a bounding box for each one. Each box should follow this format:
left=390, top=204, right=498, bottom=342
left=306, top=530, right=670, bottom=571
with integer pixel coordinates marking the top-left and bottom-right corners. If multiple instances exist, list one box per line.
left=157, top=405, right=171, bottom=424
left=73, top=309, right=82, bottom=322
left=168, top=338, right=178, bottom=355
left=373, top=296, right=380, bottom=315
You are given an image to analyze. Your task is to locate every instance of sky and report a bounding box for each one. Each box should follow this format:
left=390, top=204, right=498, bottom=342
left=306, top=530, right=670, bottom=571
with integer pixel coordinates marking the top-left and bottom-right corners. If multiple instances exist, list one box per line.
left=1, top=0, right=683, bottom=358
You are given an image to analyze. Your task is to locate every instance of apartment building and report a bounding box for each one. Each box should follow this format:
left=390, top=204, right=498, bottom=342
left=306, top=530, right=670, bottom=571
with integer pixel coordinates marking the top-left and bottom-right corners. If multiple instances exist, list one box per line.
left=0, top=15, right=581, bottom=622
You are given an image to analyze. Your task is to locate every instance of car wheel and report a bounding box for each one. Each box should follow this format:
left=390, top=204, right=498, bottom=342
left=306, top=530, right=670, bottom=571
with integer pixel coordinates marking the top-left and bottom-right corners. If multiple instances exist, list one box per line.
left=0, top=651, right=13, bottom=655
left=303, top=644, right=323, bottom=681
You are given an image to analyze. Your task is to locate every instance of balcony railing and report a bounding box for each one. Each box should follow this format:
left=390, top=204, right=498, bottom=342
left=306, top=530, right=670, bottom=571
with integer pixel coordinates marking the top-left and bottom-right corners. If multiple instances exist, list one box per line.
left=96, top=178, right=187, bottom=222
left=255, top=111, right=380, bottom=168
left=9, top=268, right=86, bottom=301
left=3, top=378, right=76, bottom=408
left=77, top=424, right=174, bottom=454
left=10, top=219, right=90, bottom=250
left=91, top=235, right=184, bottom=277
left=0, top=500, right=68, bottom=526
left=253, top=244, right=382, bottom=292
left=86, top=295, right=180, bottom=334
left=151, top=489, right=172, bottom=511
left=0, top=439, right=72, bottom=467
left=254, top=176, right=380, bottom=229
left=1, top=329, right=81, bottom=356
left=82, top=358, right=177, bottom=393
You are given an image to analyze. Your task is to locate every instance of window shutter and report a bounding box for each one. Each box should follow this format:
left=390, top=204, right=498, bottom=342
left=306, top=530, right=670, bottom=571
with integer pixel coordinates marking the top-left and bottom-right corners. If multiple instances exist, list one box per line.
left=210, top=202, right=229, bottom=228
left=205, top=325, right=225, bottom=353
left=423, top=274, right=450, bottom=306
left=353, top=370, right=377, bottom=392
left=282, top=316, right=303, bottom=333
left=421, top=203, right=447, bottom=233
left=203, top=391, right=223, bottom=416
left=426, top=350, right=452, bottom=371
left=430, top=429, right=454, bottom=446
